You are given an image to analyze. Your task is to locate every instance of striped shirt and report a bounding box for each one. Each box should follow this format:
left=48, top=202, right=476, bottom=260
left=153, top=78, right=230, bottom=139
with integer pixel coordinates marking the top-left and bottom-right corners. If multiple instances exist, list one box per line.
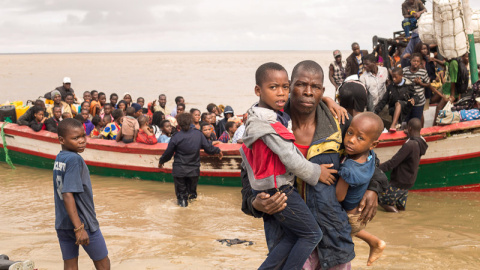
left=402, top=67, right=429, bottom=107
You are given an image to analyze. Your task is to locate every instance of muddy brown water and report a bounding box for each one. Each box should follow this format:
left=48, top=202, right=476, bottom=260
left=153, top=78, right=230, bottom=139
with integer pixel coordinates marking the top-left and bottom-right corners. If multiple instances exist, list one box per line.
left=1, top=163, right=479, bottom=269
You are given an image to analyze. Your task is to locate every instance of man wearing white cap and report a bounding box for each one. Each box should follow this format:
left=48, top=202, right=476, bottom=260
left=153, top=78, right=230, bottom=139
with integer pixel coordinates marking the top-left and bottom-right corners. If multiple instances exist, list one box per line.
left=45, top=77, right=76, bottom=101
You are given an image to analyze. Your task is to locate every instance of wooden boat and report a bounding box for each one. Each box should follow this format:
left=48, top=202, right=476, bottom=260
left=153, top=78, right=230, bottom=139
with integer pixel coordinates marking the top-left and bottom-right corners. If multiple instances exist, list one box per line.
left=1, top=120, right=480, bottom=191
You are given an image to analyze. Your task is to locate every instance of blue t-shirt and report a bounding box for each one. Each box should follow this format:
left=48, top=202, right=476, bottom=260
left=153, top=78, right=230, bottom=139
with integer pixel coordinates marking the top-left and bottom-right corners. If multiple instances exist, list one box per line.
left=53, top=150, right=99, bottom=232
left=158, top=134, right=171, bottom=143
left=338, top=150, right=376, bottom=211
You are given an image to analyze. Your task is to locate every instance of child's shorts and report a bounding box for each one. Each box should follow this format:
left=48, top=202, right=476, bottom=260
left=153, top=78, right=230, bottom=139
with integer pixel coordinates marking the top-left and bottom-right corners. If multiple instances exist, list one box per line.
left=56, top=228, right=108, bottom=261
left=347, top=213, right=366, bottom=237
left=379, top=185, right=409, bottom=209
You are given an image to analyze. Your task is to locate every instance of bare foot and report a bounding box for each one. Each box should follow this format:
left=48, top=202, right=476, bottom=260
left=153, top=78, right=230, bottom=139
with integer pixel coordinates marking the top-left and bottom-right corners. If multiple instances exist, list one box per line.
left=367, top=240, right=386, bottom=266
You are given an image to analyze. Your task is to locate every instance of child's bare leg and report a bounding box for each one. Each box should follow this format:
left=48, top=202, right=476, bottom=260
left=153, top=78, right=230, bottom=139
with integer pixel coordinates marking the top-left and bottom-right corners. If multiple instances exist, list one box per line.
left=356, top=230, right=386, bottom=266
left=64, top=257, right=79, bottom=270
left=93, top=256, right=110, bottom=270
left=390, top=102, right=402, bottom=131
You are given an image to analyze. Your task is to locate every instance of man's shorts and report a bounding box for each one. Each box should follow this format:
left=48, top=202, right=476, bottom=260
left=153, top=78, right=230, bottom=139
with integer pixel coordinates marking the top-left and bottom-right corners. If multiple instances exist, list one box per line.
left=378, top=185, right=409, bottom=209
left=56, top=228, right=108, bottom=261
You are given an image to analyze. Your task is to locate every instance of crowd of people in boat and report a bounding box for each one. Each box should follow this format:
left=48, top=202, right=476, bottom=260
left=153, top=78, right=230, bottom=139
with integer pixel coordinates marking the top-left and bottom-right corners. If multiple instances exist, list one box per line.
left=329, top=0, right=479, bottom=132
left=16, top=80, right=247, bottom=146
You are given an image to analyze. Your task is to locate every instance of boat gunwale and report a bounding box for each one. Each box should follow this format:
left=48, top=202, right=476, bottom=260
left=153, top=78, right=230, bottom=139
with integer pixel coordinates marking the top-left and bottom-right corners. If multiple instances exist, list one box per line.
left=2, top=119, right=480, bottom=154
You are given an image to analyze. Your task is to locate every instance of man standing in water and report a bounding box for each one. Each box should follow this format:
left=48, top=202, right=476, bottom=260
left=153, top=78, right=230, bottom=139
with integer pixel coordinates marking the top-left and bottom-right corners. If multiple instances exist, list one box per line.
left=242, top=60, right=387, bottom=269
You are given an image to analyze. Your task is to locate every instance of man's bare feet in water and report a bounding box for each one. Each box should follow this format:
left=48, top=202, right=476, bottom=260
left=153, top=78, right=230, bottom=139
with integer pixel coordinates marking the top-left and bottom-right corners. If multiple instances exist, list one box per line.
left=367, top=240, right=386, bottom=266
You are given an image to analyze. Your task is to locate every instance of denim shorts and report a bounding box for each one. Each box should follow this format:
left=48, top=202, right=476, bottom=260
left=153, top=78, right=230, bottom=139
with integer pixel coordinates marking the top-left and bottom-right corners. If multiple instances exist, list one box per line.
left=56, top=228, right=108, bottom=261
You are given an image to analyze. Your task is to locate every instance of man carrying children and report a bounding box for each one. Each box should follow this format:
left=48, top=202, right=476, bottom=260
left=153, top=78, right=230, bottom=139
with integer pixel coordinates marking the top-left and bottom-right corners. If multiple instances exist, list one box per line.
left=241, top=60, right=388, bottom=269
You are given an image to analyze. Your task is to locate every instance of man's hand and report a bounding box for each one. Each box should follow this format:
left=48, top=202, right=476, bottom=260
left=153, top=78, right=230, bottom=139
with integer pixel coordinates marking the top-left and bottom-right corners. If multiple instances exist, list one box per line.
left=328, top=102, right=349, bottom=125
left=252, top=192, right=287, bottom=215
left=414, top=77, right=422, bottom=85
left=358, top=190, right=378, bottom=225
left=75, top=229, right=90, bottom=246
left=319, top=164, right=338, bottom=185
left=408, top=98, right=415, bottom=106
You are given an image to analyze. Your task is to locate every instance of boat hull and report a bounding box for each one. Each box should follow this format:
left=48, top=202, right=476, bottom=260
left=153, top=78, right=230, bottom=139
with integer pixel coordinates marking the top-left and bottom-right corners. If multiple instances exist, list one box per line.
left=2, top=121, right=480, bottom=191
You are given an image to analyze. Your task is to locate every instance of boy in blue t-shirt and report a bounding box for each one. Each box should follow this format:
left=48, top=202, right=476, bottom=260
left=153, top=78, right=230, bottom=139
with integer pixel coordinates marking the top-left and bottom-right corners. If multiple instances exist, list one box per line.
left=336, top=112, right=386, bottom=266
left=54, top=118, right=110, bottom=269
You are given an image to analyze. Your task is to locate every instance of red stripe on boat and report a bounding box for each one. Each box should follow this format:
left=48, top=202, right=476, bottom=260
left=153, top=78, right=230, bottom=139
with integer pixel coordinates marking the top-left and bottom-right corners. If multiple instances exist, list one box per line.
left=2, top=145, right=240, bottom=177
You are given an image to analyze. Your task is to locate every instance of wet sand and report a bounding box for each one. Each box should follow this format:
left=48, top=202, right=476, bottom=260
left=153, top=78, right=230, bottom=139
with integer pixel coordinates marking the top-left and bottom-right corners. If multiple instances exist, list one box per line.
left=1, top=163, right=480, bottom=269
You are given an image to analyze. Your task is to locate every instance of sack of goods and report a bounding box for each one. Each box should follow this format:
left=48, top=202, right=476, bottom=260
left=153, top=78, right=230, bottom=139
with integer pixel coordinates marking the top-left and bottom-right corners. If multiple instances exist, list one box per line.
left=472, top=9, right=480, bottom=43
left=418, top=12, right=436, bottom=44
left=433, top=0, right=468, bottom=59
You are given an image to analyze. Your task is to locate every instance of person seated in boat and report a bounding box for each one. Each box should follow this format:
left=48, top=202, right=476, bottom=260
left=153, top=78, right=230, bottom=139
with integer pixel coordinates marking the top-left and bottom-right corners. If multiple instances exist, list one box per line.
left=103, top=114, right=112, bottom=124
left=109, top=93, right=118, bottom=108
left=401, top=0, right=426, bottom=38
left=46, top=90, right=72, bottom=117
left=215, top=105, right=235, bottom=137
left=116, top=106, right=139, bottom=144
left=100, top=109, right=123, bottom=140
left=78, top=109, right=95, bottom=136
left=402, top=53, right=430, bottom=126
left=170, top=96, right=184, bottom=117
left=100, top=103, right=113, bottom=122
left=374, top=67, right=418, bottom=132
left=90, top=90, right=99, bottom=102
left=137, top=97, right=145, bottom=108
left=336, top=112, right=386, bottom=266
left=232, top=113, right=247, bottom=144
left=200, top=122, right=220, bottom=145
left=117, top=100, right=128, bottom=112
left=158, top=119, right=173, bottom=143
left=136, top=115, right=157, bottom=145
left=434, top=53, right=470, bottom=125
left=54, top=118, right=110, bottom=270
left=44, top=77, right=75, bottom=101
left=158, top=112, right=223, bottom=207
left=379, top=118, right=428, bottom=212
left=80, top=101, right=93, bottom=121
left=90, top=92, right=107, bottom=116
left=218, top=121, right=237, bottom=143
left=65, top=93, right=78, bottom=117
left=123, top=93, right=133, bottom=107
left=28, top=106, right=47, bottom=132
left=83, top=91, right=92, bottom=103
left=45, top=106, right=63, bottom=133
left=90, top=115, right=103, bottom=138
left=62, top=112, right=72, bottom=119
left=190, top=108, right=201, bottom=130
left=152, top=94, right=169, bottom=115
left=208, top=112, right=218, bottom=135
left=166, top=104, right=183, bottom=128
left=17, top=100, right=49, bottom=126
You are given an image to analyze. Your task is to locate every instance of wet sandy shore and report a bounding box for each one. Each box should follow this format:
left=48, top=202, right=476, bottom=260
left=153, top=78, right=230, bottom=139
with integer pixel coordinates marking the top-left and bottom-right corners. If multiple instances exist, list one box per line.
left=1, top=164, right=479, bottom=269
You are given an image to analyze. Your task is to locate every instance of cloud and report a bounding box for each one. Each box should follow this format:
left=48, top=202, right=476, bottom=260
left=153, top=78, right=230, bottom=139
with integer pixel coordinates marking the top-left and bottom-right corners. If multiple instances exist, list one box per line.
left=0, top=0, right=479, bottom=53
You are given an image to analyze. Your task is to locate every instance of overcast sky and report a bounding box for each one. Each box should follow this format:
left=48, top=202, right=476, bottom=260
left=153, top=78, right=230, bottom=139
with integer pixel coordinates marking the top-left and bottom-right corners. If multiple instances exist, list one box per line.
left=1, top=0, right=479, bottom=53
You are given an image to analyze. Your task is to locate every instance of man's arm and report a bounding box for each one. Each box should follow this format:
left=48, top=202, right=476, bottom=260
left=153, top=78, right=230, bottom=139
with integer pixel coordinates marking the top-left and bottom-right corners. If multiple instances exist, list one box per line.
left=345, top=57, right=353, bottom=77
left=63, top=193, right=90, bottom=246
left=241, top=168, right=287, bottom=217
left=158, top=137, right=176, bottom=166
left=322, top=96, right=349, bottom=125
